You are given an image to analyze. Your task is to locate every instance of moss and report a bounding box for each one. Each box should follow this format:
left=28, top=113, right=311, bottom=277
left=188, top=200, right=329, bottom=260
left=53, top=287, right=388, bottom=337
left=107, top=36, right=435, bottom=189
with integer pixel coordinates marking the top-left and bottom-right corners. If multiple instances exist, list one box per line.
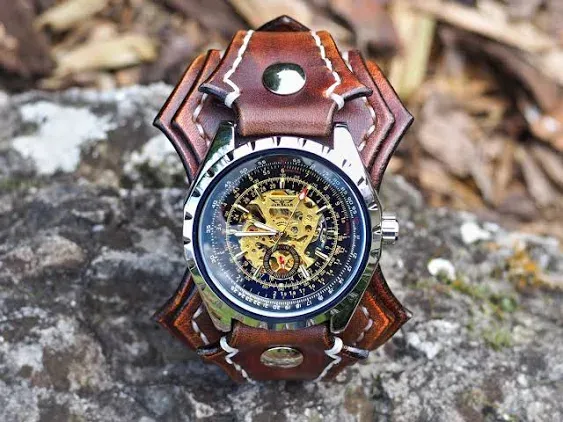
left=413, top=278, right=436, bottom=290
left=0, top=177, right=42, bottom=192
left=490, top=295, right=518, bottom=314
left=458, top=388, right=518, bottom=421
left=482, top=326, right=512, bottom=350
left=450, top=278, right=490, bottom=301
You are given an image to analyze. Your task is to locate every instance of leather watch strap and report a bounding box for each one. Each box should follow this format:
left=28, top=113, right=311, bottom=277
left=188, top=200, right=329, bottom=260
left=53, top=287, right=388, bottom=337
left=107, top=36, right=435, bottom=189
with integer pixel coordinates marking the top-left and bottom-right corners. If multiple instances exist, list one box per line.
left=154, top=16, right=412, bottom=382
left=156, top=267, right=409, bottom=382
left=199, top=27, right=371, bottom=138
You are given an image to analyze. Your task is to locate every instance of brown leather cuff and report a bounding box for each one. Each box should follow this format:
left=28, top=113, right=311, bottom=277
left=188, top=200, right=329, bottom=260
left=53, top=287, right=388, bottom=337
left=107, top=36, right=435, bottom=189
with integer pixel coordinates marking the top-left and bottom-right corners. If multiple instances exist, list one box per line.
left=154, top=51, right=412, bottom=187
left=155, top=268, right=409, bottom=382
left=154, top=16, right=413, bottom=382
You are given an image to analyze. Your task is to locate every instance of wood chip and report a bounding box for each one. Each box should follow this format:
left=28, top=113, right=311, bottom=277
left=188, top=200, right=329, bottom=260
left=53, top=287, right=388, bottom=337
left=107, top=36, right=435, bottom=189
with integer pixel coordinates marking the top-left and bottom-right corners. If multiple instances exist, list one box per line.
left=515, top=146, right=558, bottom=206
left=418, top=158, right=455, bottom=195
left=411, top=0, right=556, bottom=53
left=329, top=0, right=399, bottom=55
left=161, top=0, right=246, bottom=38
left=55, top=34, right=158, bottom=75
left=36, top=0, right=109, bottom=32
left=482, top=42, right=562, bottom=112
left=388, top=0, right=436, bottom=100
left=419, top=159, right=485, bottom=209
left=0, top=3, right=54, bottom=78
left=229, top=0, right=313, bottom=29
left=529, top=49, right=563, bottom=87
left=530, top=143, right=563, bottom=188
left=493, top=137, right=515, bottom=205
left=469, top=149, right=495, bottom=205
left=496, top=186, right=538, bottom=221
left=418, top=95, right=478, bottom=177
left=505, top=0, right=543, bottom=20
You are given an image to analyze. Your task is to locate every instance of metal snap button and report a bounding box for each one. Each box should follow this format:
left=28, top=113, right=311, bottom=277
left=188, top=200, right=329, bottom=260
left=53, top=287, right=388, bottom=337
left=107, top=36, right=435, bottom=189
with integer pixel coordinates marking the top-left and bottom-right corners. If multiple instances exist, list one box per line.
left=263, top=63, right=306, bottom=95
left=260, top=346, right=304, bottom=368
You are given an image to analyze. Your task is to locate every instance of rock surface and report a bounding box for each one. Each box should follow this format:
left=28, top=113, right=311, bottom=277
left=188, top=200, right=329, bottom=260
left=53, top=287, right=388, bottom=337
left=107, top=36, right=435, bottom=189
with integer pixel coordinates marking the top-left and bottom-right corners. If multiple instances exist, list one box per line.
left=0, top=85, right=562, bottom=422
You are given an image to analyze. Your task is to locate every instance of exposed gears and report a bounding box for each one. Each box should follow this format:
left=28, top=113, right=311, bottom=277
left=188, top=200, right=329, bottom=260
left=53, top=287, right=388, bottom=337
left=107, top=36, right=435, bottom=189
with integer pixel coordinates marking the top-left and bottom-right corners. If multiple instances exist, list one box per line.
left=263, top=244, right=300, bottom=280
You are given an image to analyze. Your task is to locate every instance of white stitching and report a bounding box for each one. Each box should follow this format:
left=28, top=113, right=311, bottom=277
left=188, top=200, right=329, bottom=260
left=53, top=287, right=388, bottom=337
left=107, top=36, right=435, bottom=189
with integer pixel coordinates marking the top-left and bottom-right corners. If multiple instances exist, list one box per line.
left=341, top=51, right=376, bottom=151
left=315, top=337, right=343, bottom=382
left=191, top=305, right=209, bottom=345
left=220, top=336, right=255, bottom=383
left=223, top=30, right=254, bottom=108
left=311, top=31, right=344, bottom=110
left=353, top=306, right=374, bottom=345
left=192, top=93, right=209, bottom=144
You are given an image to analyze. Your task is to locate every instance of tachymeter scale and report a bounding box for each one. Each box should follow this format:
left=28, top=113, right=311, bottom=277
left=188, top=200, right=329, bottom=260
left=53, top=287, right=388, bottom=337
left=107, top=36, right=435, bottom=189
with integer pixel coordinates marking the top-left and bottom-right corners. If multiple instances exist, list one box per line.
left=195, top=150, right=369, bottom=320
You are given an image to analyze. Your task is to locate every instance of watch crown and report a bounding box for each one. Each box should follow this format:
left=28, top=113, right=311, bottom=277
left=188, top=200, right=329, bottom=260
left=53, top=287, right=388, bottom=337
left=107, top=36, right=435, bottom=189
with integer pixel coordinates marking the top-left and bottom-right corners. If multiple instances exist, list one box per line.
left=381, top=212, right=399, bottom=245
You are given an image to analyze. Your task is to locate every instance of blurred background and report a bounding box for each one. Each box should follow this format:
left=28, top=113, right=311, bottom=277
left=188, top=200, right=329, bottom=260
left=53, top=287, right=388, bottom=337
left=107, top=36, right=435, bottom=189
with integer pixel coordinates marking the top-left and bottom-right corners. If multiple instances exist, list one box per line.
left=1, top=0, right=561, bottom=240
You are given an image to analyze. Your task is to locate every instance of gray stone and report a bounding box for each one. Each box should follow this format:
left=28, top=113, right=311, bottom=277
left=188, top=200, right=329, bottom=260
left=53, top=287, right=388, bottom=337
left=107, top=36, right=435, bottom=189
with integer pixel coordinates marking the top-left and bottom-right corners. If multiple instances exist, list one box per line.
left=0, top=85, right=561, bottom=422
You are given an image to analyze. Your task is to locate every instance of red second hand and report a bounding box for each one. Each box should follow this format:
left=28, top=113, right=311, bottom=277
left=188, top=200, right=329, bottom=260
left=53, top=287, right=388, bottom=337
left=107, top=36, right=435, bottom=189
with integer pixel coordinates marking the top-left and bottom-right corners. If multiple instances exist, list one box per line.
left=278, top=255, right=285, bottom=270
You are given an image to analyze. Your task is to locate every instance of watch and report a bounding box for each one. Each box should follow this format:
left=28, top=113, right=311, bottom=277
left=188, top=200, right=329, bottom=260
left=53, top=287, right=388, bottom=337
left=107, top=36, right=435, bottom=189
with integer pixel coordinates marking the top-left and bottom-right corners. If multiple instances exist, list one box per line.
left=154, top=15, right=413, bottom=382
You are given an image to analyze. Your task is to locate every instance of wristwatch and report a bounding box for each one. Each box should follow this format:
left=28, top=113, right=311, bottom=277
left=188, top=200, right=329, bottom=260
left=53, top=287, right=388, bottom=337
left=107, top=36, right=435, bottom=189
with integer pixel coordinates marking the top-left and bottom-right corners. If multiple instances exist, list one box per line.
left=154, top=15, right=413, bottom=382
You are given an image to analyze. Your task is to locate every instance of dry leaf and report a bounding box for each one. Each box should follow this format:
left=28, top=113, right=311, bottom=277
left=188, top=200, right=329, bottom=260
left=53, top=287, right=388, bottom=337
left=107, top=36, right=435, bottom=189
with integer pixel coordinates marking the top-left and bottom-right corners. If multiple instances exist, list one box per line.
left=469, top=150, right=495, bottom=204
left=418, top=158, right=455, bottom=195
left=55, top=34, right=158, bottom=74
left=36, top=0, right=109, bottom=32
left=493, top=138, right=515, bottom=204
left=523, top=48, right=563, bottom=87
left=0, top=3, right=54, bottom=78
left=419, top=159, right=485, bottom=208
left=505, top=0, right=543, bottom=20
left=497, top=186, right=538, bottom=221
left=389, top=0, right=436, bottom=100
left=229, top=0, right=313, bottom=29
left=530, top=143, right=563, bottom=188
left=161, top=0, right=246, bottom=38
left=418, top=95, right=478, bottom=177
left=411, top=0, right=556, bottom=53
left=329, top=0, right=399, bottom=55
left=516, top=146, right=558, bottom=206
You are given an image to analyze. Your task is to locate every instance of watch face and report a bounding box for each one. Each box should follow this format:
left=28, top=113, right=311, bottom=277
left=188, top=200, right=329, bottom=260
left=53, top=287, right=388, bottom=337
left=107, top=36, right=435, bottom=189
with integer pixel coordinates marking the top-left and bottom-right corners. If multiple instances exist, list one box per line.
left=194, top=148, right=370, bottom=322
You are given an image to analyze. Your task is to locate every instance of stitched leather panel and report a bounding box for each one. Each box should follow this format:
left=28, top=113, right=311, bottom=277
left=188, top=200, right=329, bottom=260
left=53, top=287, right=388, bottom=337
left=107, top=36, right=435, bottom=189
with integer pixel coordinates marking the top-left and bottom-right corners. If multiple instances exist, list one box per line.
left=336, top=51, right=395, bottom=174
left=364, top=59, right=414, bottom=189
left=154, top=268, right=221, bottom=350
left=198, top=324, right=367, bottom=382
left=200, top=30, right=371, bottom=137
left=172, top=50, right=235, bottom=164
left=154, top=52, right=207, bottom=180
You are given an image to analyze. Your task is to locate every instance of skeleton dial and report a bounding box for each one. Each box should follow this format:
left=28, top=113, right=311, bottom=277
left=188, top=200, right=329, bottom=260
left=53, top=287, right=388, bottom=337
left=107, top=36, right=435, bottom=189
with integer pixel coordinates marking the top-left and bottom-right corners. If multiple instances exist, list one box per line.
left=195, top=150, right=369, bottom=319
left=226, top=177, right=339, bottom=284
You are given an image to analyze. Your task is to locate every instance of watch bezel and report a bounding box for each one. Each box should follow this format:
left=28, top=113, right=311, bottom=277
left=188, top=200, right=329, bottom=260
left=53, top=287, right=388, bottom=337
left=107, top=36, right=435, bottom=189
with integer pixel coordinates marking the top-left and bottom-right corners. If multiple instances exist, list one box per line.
left=182, top=122, right=383, bottom=332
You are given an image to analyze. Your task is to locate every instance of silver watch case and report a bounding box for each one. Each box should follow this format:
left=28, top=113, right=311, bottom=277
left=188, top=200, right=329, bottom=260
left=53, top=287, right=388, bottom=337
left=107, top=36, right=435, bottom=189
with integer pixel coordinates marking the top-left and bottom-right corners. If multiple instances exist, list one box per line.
left=182, top=122, right=385, bottom=332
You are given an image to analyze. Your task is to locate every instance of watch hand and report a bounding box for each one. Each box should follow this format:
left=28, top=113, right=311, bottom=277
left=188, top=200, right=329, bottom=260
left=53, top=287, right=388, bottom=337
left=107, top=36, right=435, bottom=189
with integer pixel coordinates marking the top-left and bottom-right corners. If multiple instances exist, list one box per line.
left=233, top=231, right=278, bottom=237
left=272, top=186, right=309, bottom=251
left=251, top=221, right=278, bottom=233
